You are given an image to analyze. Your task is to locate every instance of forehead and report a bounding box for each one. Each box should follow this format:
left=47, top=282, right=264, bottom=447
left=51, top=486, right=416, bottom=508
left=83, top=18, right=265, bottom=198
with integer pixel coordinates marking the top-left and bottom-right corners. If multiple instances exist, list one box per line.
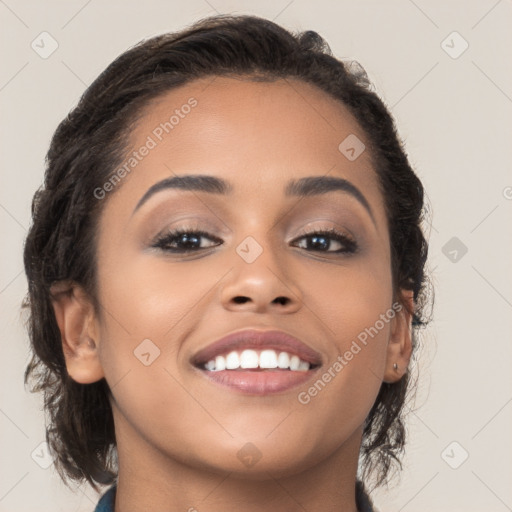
left=102, top=76, right=384, bottom=221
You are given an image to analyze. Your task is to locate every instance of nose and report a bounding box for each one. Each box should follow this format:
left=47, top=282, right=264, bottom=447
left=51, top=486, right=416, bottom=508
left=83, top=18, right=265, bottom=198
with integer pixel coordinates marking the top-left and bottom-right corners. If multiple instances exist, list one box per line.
left=220, top=244, right=303, bottom=315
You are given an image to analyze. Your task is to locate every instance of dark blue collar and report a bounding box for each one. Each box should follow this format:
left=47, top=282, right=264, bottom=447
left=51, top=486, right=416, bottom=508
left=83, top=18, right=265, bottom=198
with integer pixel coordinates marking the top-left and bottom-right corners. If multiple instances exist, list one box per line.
left=94, top=485, right=116, bottom=512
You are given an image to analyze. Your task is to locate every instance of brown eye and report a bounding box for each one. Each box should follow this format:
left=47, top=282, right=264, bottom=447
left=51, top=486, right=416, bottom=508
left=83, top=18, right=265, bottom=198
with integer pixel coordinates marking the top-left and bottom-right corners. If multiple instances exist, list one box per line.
left=291, top=229, right=357, bottom=254
left=153, top=229, right=222, bottom=253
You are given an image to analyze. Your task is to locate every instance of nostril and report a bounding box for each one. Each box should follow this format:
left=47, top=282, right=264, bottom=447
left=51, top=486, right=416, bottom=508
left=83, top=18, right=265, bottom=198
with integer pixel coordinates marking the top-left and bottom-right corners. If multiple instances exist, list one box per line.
left=233, top=296, right=250, bottom=304
left=273, top=296, right=289, bottom=305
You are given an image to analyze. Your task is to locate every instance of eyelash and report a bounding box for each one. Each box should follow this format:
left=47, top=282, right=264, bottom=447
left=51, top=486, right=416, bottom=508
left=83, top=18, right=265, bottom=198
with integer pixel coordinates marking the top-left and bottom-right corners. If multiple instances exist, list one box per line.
left=152, top=226, right=358, bottom=255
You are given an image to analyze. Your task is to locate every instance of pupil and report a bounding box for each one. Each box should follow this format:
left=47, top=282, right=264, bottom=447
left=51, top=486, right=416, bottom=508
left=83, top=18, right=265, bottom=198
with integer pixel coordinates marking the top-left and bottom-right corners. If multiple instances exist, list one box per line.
left=311, top=235, right=328, bottom=250
left=181, top=234, right=198, bottom=247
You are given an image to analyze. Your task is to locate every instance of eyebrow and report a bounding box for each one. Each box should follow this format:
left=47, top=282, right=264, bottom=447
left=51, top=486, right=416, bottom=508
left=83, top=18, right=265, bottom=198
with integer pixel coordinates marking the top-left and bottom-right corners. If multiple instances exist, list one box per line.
left=132, top=174, right=375, bottom=222
left=284, top=176, right=374, bottom=222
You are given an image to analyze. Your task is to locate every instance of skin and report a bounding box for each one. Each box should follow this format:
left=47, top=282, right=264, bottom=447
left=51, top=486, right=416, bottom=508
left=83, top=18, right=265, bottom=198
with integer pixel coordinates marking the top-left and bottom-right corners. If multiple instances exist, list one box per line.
left=51, top=76, right=412, bottom=512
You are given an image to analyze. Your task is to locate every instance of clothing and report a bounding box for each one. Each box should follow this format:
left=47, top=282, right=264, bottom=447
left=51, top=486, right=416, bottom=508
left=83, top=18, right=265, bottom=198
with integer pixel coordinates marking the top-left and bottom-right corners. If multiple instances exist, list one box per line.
left=94, top=480, right=377, bottom=511
left=94, top=485, right=116, bottom=512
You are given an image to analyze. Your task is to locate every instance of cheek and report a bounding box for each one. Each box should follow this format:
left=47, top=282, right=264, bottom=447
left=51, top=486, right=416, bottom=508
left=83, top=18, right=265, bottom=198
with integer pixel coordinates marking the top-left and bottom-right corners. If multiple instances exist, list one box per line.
left=292, top=254, right=393, bottom=421
left=96, top=252, right=216, bottom=339
left=94, top=252, right=230, bottom=396
left=94, top=254, right=211, bottom=449
left=298, top=249, right=393, bottom=340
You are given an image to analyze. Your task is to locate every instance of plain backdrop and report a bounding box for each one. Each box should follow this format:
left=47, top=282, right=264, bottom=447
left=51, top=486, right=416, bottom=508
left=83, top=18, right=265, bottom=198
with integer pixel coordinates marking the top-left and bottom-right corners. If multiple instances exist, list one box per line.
left=1, top=1, right=511, bottom=511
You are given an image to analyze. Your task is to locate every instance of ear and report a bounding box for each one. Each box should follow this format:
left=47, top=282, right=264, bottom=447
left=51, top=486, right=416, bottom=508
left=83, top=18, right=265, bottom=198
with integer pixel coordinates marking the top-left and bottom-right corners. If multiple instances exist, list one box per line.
left=50, top=281, right=105, bottom=384
left=383, top=290, right=414, bottom=384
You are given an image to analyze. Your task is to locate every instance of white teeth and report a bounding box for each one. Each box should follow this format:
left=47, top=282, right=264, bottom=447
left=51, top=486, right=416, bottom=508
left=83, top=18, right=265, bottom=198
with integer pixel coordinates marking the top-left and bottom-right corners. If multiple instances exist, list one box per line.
left=240, top=349, right=259, bottom=369
left=289, top=355, right=301, bottom=371
left=259, top=350, right=278, bottom=368
left=203, top=349, right=311, bottom=372
left=277, top=351, right=290, bottom=369
left=297, top=360, right=310, bottom=372
left=225, top=351, right=240, bottom=370
left=215, top=355, right=226, bottom=371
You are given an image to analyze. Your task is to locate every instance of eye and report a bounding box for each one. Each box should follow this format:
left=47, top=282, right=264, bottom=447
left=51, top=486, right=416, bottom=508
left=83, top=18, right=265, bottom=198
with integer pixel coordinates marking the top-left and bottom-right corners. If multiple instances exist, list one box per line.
left=291, top=228, right=357, bottom=254
left=152, top=229, right=223, bottom=253
left=151, top=227, right=357, bottom=255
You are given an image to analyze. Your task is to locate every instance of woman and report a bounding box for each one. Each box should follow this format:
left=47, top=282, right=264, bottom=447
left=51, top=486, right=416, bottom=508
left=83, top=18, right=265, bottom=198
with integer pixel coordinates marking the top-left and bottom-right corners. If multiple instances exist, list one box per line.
left=23, top=14, right=429, bottom=512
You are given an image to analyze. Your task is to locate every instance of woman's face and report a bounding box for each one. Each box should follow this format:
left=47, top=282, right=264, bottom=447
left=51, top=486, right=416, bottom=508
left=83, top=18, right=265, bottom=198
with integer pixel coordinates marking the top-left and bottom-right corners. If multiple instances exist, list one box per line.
left=87, top=76, right=409, bottom=478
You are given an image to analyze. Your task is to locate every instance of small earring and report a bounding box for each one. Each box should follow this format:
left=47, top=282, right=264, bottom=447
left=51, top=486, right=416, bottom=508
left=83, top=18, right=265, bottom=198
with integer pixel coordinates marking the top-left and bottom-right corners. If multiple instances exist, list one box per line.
left=393, top=363, right=399, bottom=372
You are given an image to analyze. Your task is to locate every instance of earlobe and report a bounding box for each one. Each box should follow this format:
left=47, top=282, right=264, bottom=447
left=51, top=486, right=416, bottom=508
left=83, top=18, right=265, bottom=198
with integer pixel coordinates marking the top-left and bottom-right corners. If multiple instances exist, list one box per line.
left=383, top=291, right=414, bottom=384
left=50, top=281, right=105, bottom=384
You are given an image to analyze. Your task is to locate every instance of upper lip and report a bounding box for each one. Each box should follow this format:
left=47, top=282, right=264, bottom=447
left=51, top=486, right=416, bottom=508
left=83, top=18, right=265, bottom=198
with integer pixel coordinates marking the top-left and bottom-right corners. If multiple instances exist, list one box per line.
left=192, top=329, right=323, bottom=367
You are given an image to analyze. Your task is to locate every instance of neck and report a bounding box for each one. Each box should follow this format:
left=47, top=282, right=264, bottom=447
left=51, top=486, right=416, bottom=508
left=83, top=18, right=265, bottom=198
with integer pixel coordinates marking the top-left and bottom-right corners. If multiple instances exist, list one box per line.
left=112, top=420, right=363, bottom=512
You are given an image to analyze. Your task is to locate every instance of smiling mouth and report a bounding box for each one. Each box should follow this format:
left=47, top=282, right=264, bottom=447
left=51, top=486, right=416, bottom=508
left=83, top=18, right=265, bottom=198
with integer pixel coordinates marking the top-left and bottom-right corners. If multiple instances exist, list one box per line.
left=191, top=329, right=322, bottom=394
left=199, top=349, right=318, bottom=372
left=194, top=348, right=322, bottom=395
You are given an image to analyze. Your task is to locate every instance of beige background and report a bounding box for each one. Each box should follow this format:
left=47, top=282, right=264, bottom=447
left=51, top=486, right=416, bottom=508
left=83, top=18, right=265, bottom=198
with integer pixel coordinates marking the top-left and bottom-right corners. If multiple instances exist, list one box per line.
left=1, top=1, right=511, bottom=511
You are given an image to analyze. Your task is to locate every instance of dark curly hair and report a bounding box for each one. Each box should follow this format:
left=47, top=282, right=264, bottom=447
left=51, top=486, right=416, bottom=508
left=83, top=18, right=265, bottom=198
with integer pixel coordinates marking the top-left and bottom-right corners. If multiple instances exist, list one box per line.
left=22, top=13, right=430, bottom=494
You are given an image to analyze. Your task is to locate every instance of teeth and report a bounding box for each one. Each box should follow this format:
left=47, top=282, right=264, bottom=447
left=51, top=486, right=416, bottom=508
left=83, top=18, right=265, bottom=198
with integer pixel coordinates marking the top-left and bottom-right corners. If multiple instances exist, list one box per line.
left=298, top=360, right=310, bottom=371
left=204, top=349, right=311, bottom=372
left=225, top=351, right=240, bottom=370
left=259, top=350, right=278, bottom=368
left=240, top=349, right=259, bottom=369
left=277, top=351, right=290, bottom=369
left=215, top=355, right=226, bottom=371
left=289, top=355, right=300, bottom=371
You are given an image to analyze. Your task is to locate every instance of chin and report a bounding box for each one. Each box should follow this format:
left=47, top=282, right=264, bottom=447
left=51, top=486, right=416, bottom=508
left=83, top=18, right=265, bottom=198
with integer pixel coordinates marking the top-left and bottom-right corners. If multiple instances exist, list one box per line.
left=185, top=436, right=325, bottom=481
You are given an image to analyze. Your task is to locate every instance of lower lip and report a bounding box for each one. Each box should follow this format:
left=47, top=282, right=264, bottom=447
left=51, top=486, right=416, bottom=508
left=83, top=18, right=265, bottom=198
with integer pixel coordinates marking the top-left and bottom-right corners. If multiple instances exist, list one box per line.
left=198, top=368, right=319, bottom=395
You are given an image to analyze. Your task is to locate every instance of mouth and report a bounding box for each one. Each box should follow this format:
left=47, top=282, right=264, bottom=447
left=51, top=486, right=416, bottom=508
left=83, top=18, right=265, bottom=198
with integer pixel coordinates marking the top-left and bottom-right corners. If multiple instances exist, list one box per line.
left=192, top=329, right=322, bottom=395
